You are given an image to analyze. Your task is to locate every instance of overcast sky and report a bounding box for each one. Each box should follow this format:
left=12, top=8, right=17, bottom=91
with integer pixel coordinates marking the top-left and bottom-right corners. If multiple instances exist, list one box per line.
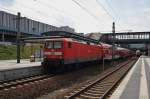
left=0, top=0, right=150, bottom=33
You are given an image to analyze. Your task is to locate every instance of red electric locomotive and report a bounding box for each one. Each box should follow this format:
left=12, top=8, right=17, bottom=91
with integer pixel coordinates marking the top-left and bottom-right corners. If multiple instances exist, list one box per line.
left=41, top=31, right=105, bottom=70
left=42, top=37, right=103, bottom=69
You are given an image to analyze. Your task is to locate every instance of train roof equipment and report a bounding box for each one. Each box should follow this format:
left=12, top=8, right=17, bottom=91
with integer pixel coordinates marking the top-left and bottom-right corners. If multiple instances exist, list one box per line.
left=21, top=31, right=101, bottom=44
left=42, top=31, right=100, bottom=44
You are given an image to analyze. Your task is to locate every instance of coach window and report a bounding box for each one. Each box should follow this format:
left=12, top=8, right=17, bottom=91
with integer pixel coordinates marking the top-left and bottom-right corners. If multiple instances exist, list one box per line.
left=68, top=42, right=72, bottom=48
left=54, top=41, right=62, bottom=49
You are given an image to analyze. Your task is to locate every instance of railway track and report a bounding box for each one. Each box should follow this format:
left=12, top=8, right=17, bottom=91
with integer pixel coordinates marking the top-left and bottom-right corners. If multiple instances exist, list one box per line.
left=0, top=74, right=54, bottom=90
left=64, top=58, right=137, bottom=99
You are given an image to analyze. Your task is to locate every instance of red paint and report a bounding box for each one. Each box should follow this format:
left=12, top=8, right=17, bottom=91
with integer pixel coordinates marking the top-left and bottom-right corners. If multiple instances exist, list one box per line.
left=43, top=38, right=134, bottom=64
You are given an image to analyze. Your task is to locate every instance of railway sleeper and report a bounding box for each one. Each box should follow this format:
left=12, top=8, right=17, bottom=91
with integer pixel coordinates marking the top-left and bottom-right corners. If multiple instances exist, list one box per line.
left=75, top=97, right=82, bottom=99
left=9, top=81, right=19, bottom=85
left=93, top=84, right=112, bottom=88
left=84, top=91, right=104, bottom=96
left=90, top=87, right=110, bottom=92
left=2, top=83, right=12, bottom=86
left=79, top=94, right=100, bottom=99
left=91, top=86, right=104, bottom=89
left=90, top=87, right=107, bottom=92
left=97, top=80, right=115, bottom=84
left=95, top=82, right=114, bottom=86
left=87, top=89, right=105, bottom=93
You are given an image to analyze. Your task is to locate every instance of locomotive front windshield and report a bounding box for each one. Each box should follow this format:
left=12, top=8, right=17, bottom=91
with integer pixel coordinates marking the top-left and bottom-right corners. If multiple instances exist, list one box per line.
left=46, top=41, right=62, bottom=49
left=54, top=42, right=62, bottom=48
left=47, top=42, right=53, bottom=49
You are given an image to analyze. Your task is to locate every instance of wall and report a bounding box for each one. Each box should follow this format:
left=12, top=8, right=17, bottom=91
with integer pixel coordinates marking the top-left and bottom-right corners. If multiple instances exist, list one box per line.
left=0, top=66, right=44, bottom=82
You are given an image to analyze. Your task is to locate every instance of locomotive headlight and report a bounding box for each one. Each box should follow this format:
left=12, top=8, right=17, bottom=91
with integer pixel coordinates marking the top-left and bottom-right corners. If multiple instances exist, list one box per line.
left=54, top=52, right=63, bottom=55
left=44, top=52, right=52, bottom=55
left=44, top=52, right=63, bottom=55
left=44, top=56, right=47, bottom=59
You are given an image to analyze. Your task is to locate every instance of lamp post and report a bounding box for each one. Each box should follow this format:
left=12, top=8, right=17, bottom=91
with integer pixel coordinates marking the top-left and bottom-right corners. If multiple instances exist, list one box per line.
left=14, top=12, right=25, bottom=63
left=112, top=22, right=115, bottom=66
left=16, top=12, right=21, bottom=63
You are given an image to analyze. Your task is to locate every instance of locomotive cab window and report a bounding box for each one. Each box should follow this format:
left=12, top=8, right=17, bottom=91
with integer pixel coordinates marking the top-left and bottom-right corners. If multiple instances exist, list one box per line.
left=68, top=42, right=72, bottom=48
left=54, top=41, right=62, bottom=49
left=47, top=42, right=53, bottom=49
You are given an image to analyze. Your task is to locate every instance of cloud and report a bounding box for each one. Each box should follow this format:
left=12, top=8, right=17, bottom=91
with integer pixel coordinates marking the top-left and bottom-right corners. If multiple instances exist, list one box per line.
left=118, top=10, right=150, bottom=32
left=0, top=0, right=15, bottom=6
left=143, top=8, right=150, bottom=20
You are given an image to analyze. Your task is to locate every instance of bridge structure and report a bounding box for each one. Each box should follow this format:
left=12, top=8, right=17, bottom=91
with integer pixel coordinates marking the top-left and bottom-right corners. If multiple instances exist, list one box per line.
left=100, top=31, right=150, bottom=55
left=100, top=32, right=150, bottom=44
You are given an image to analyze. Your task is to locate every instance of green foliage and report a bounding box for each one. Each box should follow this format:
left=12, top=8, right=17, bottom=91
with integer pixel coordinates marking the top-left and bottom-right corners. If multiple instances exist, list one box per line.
left=0, top=45, right=42, bottom=60
left=0, top=45, right=17, bottom=60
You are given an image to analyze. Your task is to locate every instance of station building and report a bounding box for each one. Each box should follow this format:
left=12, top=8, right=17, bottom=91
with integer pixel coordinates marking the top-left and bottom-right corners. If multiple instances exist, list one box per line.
left=0, top=11, right=75, bottom=43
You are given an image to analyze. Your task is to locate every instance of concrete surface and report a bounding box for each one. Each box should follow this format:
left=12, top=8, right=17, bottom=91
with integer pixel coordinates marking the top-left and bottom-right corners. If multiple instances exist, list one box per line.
left=110, top=56, right=150, bottom=99
left=0, top=59, right=41, bottom=71
left=0, top=59, right=44, bottom=82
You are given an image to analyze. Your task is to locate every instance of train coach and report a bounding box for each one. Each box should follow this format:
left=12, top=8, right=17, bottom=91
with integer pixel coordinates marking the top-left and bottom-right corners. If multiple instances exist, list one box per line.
left=101, top=43, right=120, bottom=60
left=117, top=47, right=134, bottom=58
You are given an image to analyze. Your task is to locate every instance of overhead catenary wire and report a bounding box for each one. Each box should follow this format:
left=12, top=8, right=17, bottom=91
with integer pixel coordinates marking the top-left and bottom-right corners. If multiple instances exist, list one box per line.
left=105, top=0, right=118, bottom=19
left=71, top=0, right=102, bottom=22
left=96, top=0, right=115, bottom=21
left=71, top=0, right=116, bottom=31
left=35, top=0, right=106, bottom=29
left=34, top=0, right=114, bottom=24
left=105, top=0, right=123, bottom=29
left=0, top=1, right=98, bottom=29
left=96, top=0, right=127, bottom=33
left=32, top=0, right=81, bottom=27
left=16, top=2, right=65, bottom=26
left=0, top=2, right=70, bottom=26
left=33, top=0, right=80, bottom=21
left=34, top=0, right=101, bottom=28
left=35, top=0, right=107, bottom=28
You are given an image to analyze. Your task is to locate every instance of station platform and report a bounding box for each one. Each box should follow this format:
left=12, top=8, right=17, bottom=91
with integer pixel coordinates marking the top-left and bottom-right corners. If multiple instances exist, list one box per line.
left=0, top=59, right=41, bottom=71
left=111, top=56, right=150, bottom=99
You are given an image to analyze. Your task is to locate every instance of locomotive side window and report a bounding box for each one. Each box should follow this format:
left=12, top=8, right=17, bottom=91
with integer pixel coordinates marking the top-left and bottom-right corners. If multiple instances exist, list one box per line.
left=54, top=41, right=62, bottom=49
left=68, top=42, right=72, bottom=48
left=47, top=42, right=53, bottom=49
